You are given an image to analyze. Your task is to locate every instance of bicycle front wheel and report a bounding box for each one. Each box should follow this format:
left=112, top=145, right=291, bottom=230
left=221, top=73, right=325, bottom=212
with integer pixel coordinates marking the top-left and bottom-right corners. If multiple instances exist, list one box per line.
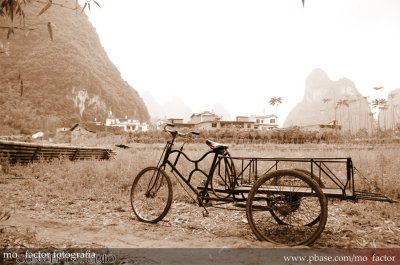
left=130, top=167, right=173, bottom=223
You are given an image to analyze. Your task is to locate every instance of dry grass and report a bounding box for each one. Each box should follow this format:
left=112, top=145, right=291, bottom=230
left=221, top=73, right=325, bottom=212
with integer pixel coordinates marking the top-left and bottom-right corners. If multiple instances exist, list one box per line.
left=3, top=142, right=398, bottom=213
left=1, top=142, right=399, bottom=248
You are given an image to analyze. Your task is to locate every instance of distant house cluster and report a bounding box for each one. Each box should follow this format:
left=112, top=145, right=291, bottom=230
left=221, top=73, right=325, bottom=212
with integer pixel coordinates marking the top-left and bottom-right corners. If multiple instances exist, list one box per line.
left=157, top=111, right=278, bottom=131
left=300, top=121, right=342, bottom=132
left=105, top=117, right=149, bottom=132
left=32, top=111, right=278, bottom=145
left=44, top=115, right=149, bottom=145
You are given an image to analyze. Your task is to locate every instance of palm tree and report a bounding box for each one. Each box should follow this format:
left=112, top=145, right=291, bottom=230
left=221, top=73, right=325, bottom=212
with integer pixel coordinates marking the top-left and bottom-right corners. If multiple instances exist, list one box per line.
left=371, top=98, right=388, bottom=131
left=370, top=86, right=386, bottom=137
left=362, top=96, right=372, bottom=133
left=347, top=98, right=358, bottom=133
left=269, top=97, right=283, bottom=115
left=352, top=95, right=364, bottom=133
left=394, top=104, right=400, bottom=130
left=368, top=111, right=374, bottom=133
left=388, top=92, right=397, bottom=130
left=322, top=97, right=334, bottom=124
left=336, top=99, right=349, bottom=132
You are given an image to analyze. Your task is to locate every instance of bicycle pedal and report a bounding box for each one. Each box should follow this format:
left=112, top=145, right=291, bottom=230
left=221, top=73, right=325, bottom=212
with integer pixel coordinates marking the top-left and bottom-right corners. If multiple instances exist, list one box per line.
left=202, top=210, right=209, bottom=217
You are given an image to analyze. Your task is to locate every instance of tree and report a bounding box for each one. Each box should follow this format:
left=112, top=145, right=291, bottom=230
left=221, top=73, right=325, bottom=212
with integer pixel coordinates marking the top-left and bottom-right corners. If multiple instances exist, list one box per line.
left=322, top=98, right=334, bottom=124
left=322, top=98, right=331, bottom=104
left=336, top=99, right=349, bottom=131
left=388, top=92, right=397, bottom=130
left=1, top=0, right=100, bottom=98
left=371, top=98, right=388, bottom=131
left=269, top=97, right=283, bottom=115
left=347, top=98, right=358, bottom=133
left=0, top=0, right=99, bottom=41
left=362, top=96, right=373, bottom=133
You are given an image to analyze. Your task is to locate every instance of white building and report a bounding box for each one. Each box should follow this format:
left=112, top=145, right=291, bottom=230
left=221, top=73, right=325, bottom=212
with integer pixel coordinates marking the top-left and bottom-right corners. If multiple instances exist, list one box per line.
left=237, top=114, right=278, bottom=130
left=106, top=117, right=149, bottom=132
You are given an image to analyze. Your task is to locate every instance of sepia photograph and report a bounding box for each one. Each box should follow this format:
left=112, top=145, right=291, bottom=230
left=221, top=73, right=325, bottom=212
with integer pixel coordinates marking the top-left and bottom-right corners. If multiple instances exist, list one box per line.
left=1, top=0, right=399, bottom=264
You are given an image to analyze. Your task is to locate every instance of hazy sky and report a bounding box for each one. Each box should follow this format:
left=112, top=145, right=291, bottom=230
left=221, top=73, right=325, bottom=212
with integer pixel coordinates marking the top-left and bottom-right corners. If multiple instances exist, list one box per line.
left=83, top=0, right=400, bottom=124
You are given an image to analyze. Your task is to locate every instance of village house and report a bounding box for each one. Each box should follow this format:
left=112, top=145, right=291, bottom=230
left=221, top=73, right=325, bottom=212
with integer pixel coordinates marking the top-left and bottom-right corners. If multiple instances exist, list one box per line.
left=167, top=118, right=185, bottom=124
left=300, top=121, right=342, bottom=132
left=238, top=115, right=278, bottom=130
left=70, top=123, right=97, bottom=145
left=106, top=116, right=149, bottom=132
left=55, top=122, right=128, bottom=144
left=158, top=111, right=279, bottom=131
left=190, top=111, right=221, bottom=124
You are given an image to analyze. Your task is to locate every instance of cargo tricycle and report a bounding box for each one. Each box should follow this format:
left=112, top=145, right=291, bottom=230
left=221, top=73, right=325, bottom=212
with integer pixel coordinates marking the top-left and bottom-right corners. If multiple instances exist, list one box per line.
left=130, top=124, right=397, bottom=246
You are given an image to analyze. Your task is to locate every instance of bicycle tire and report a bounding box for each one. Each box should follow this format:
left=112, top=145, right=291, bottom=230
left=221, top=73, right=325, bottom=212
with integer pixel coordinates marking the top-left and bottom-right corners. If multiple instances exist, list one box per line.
left=246, top=169, right=328, bottom=246
left=210, top=154, right=237, bottom=198
left=130, top=167, right=173, bottom=223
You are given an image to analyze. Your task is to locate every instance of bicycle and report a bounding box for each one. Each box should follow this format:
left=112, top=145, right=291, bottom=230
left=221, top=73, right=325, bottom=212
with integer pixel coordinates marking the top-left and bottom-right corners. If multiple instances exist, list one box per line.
left=130, top=123, right=237, bottom=223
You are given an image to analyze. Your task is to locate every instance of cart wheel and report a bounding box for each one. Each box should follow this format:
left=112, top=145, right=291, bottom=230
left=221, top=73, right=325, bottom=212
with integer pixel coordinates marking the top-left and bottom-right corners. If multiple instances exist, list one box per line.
left=210, top=154, right=236, bottom=199
left=130, top=167, right=173, bottom=223
left=246, top=169, right=327, bottom=246
left=270, top=168, right=326, bottom=227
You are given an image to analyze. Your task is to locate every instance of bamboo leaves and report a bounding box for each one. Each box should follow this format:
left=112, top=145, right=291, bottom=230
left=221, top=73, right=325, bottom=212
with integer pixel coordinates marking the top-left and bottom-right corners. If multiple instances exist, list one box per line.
left=18, top=72, right=24, bottom=97
left=20, top=79, right=24, bottom=97
left=3, top=72, right=25, bottom=96
left=38, top=0, right=53, bottom=16
left=81, top=1, right=88, bottom=13
left=6, top=27, right=14, bottom=39
left=1, top=0, right=100, bottom=41
left=47, top=22, right=53, bottom=41
left=81, top=0, right=101, bottom=13
left=0, top=40, right=9, bottom=55
left=0, top=211, right=11, bottom=221
left=0, top=0, right=26, bottom=23
left=92, top=0, right=101, bottom=8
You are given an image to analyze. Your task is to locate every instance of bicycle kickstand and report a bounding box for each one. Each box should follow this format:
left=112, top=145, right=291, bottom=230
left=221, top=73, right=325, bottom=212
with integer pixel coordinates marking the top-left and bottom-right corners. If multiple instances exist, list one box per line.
left=202, top=205, right=209, bottom=218
left=197, top=196, right=210, bottom=217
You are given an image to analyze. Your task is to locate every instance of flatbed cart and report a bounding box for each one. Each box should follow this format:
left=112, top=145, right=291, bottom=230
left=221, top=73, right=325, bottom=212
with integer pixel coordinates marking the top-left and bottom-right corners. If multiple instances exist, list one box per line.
left=130, top=124, right=397, bottom=246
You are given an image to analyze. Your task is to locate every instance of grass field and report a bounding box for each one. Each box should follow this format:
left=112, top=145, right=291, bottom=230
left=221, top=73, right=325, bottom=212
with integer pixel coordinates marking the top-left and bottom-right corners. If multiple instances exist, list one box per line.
left=1, top=142, right=399, bottom=249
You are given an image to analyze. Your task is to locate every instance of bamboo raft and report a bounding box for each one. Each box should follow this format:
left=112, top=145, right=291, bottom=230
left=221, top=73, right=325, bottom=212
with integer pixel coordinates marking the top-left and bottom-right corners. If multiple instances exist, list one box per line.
left=0, top=140, right=116, bottom=164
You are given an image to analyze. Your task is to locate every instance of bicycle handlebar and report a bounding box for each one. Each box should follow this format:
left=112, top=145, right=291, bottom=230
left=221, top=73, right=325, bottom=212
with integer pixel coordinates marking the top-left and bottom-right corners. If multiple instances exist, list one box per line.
left=163, top=123, right=200, bottom=137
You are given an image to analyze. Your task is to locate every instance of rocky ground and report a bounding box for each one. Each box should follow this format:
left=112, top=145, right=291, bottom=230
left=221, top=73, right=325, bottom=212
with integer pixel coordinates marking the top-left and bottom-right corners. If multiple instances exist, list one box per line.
left=1, top=161, right=399, bottom=264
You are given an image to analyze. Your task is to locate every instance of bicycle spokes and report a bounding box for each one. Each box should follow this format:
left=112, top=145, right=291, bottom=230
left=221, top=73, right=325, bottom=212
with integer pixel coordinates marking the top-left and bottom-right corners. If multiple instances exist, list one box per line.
left=131, top=167, right=173, bottom=223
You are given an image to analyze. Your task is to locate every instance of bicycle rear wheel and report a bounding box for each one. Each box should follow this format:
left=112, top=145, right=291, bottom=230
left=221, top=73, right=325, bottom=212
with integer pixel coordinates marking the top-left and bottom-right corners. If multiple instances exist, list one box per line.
left=210, top=154, right=236, bottom=198
left=130, top=167, right=173, bottom=223
left=246, top=169, right=327, bottom=246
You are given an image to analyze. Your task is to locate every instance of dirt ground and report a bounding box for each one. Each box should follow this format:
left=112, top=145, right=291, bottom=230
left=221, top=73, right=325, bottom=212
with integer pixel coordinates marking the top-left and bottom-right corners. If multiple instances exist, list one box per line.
left=1, top=172, right=399, bottom=264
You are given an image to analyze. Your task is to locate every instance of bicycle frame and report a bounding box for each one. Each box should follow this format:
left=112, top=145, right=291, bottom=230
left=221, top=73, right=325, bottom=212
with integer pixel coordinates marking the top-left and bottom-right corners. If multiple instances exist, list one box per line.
left=156, top=125, right=230, bottom=204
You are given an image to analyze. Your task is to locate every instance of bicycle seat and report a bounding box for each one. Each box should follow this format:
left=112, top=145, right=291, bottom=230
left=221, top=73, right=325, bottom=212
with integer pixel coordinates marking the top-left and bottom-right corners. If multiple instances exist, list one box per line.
left=206, top=139, right=228, bottom=154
